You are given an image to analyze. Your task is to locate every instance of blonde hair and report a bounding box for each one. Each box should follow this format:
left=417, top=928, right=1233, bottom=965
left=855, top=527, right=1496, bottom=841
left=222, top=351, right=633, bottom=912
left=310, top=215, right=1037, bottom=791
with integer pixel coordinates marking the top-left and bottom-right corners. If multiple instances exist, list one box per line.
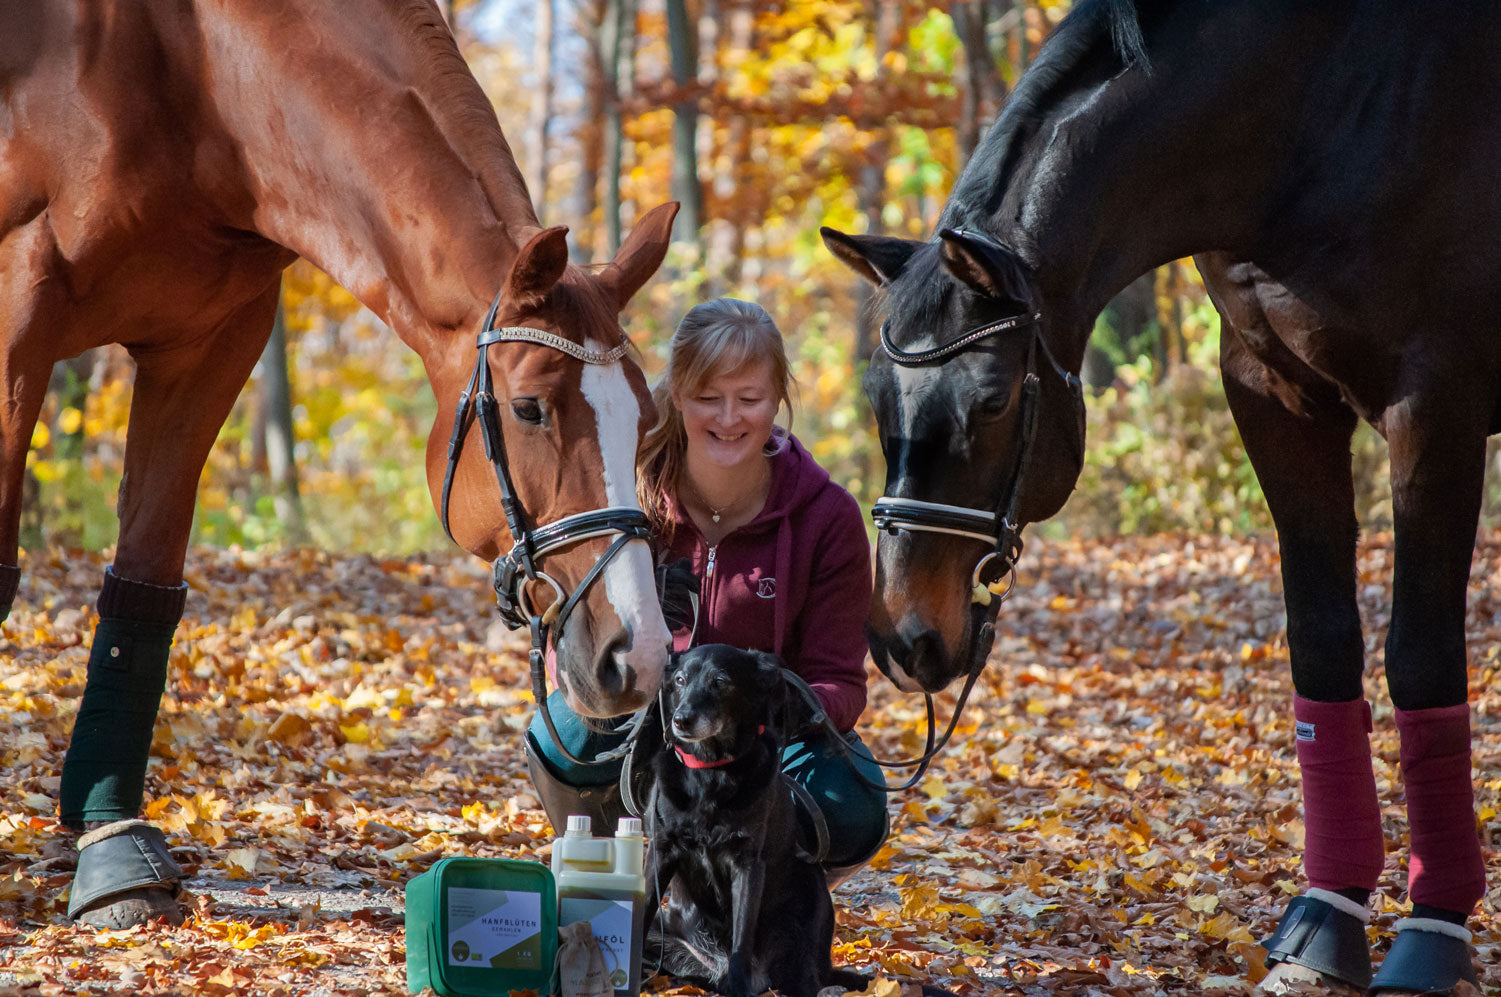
left=638, top=298, right=794, bottom=537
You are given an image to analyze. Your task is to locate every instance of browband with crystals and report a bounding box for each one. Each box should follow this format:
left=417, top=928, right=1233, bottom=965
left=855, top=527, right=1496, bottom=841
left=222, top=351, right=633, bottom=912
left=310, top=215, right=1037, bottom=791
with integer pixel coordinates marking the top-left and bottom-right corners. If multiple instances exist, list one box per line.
left=879, top=312, right=1042, bottom=366
left=477, top=326, right=631, bottom=365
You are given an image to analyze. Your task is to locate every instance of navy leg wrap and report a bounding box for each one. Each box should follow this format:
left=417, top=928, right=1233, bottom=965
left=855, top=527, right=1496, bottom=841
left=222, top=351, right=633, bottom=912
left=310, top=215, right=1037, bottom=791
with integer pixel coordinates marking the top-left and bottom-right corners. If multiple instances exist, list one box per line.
left=59, top=568, right=186, bottom=829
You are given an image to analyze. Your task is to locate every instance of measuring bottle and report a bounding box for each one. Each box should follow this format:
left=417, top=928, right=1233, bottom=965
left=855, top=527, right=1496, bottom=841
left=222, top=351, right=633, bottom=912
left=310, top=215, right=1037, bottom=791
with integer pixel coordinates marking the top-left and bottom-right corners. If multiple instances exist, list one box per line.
left=552, top=815, right=647, bottom=997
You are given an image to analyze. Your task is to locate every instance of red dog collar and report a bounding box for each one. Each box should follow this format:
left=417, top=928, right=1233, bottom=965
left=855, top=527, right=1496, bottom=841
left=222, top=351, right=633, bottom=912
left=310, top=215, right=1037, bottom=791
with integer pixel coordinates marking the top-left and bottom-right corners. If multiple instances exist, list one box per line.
left=673, top=726, right=765, bottom=769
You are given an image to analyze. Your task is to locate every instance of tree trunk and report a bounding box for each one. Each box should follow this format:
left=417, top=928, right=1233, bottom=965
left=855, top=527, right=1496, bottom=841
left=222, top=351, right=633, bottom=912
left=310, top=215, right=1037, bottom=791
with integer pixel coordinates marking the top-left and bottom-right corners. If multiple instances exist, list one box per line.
left=259, top=297, right=309, bottom=544
left=573, top=0, right=608, bottom=260
left=951, top=0, right=1006, bottom=166
left=665, top=0, right=703, bottom=247
left=706, top=1, right=754, bottom=293
left=527, top=0, right=555, bottom=224
left=854, top=0, right=902, bottom=365
left=601, top=0, right=629, bottom=256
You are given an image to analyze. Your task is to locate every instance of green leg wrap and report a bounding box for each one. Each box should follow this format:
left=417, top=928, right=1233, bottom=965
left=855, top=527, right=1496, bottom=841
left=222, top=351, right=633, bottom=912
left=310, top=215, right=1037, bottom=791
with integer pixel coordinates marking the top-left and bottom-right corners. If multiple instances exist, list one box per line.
left=60, top=617, right=176, bottom=828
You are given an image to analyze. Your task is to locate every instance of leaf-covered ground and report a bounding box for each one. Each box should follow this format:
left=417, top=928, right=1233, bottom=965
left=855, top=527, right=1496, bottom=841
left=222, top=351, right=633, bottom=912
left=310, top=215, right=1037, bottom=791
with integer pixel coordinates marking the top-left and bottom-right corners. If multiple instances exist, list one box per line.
left=2, top=534, right=1498, bottom=996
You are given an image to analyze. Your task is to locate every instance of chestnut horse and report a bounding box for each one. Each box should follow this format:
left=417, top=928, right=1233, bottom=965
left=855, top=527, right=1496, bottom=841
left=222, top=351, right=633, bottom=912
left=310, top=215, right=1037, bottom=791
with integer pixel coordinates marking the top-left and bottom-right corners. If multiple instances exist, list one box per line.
left=1, top=0, right=673, bottom=927
left=825, top=1, right=1497, bottom=992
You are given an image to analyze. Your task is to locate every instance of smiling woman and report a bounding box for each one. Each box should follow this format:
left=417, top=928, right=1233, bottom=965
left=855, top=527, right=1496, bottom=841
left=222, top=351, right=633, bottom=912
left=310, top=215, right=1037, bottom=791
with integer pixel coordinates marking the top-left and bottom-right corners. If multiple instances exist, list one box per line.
left=523, top=298, right=890, bottom=887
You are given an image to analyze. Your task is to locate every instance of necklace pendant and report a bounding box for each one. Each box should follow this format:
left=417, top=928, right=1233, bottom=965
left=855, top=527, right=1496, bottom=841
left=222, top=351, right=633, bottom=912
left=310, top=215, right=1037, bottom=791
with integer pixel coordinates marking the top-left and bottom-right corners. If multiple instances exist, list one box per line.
left=711, top=512, right=721, bottom=524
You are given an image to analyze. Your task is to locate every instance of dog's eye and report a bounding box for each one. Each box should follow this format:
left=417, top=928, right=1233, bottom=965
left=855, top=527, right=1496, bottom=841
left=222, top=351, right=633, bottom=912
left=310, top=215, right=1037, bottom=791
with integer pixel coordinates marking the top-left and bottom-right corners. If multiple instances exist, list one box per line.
left=713, top=674, right=730, bottom=690
left=673, top=671, right=687, bottom=687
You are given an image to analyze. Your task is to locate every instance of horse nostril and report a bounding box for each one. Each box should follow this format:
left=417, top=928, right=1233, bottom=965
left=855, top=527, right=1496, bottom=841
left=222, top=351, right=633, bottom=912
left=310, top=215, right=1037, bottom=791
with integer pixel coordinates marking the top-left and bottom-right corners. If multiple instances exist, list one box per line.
left=592, top=630, right=637, bottom=699
left=908, top=629, right=943, bottom=668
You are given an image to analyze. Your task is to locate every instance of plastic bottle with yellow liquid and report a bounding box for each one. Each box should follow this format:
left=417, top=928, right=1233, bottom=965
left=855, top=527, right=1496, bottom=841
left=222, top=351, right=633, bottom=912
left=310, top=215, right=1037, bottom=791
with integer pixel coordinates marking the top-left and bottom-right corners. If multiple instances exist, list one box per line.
left=552, top=815, right=647, bottom=997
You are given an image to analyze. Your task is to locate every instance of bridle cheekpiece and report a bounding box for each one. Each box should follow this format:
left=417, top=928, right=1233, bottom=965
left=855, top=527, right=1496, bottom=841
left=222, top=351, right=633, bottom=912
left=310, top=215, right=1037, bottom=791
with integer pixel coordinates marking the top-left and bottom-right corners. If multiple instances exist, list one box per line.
left=439, top=289, right=653, bottom=766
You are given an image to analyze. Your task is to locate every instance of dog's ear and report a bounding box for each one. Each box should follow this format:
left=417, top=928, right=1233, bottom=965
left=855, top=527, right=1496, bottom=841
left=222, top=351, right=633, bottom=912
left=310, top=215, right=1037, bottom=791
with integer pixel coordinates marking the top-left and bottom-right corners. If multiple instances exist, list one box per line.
left=753, top=651, right=788, bottom=735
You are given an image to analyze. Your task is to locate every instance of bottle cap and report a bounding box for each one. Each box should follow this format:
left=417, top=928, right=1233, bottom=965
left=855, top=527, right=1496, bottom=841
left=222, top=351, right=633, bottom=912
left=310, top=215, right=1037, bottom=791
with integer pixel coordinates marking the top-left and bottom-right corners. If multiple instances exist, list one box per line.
left=566, top=815, right=592, bottom=834
left=616, top=817, right=643, bottom=836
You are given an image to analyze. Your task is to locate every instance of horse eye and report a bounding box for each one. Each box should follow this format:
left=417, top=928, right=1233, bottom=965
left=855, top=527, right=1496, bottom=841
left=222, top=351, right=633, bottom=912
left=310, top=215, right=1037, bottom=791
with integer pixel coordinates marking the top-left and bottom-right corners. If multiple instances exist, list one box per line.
left=976, top=394, right=1010, bottom=420
left=511, top=398, right=543, bottom=424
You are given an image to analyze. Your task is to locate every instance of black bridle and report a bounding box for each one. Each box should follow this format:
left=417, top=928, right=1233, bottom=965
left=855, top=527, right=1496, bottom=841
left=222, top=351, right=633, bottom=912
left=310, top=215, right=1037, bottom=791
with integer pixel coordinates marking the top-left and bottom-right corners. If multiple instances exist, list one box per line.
left=440, top=289, right=655, bottom=766
left=847, top=234, right=1085, bottom=789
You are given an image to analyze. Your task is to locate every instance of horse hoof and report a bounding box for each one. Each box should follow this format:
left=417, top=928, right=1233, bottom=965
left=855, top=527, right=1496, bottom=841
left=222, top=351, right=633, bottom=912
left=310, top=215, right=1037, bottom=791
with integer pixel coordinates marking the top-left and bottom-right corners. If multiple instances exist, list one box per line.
left=69, top=819, right=184, bottom=928
left=1258, top=961, right=1363, bottom=994
left=73, top=885, right=185, bottom=929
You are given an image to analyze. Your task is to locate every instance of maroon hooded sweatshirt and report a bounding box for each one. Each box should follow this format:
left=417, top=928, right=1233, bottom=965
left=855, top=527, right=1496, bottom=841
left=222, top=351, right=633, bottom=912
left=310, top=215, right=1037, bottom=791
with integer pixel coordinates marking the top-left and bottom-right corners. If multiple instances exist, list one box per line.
left=662, top=433, right=873, bottom=731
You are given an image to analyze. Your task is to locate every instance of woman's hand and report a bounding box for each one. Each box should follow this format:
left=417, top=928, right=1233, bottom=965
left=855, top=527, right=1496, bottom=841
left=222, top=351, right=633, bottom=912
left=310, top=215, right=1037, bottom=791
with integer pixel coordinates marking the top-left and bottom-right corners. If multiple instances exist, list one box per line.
left=655, top=557, right=699, bottom=632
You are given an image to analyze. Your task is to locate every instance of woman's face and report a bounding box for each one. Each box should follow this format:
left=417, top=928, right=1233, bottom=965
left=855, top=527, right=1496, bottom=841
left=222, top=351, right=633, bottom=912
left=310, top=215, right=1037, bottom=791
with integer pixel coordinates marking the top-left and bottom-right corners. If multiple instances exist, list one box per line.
left=674, top=360, right=780, bottom=473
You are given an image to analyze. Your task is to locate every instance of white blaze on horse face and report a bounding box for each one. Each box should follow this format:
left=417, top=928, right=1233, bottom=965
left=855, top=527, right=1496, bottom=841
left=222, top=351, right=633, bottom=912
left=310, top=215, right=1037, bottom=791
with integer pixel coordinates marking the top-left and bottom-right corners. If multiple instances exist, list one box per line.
left=579, top=361, right=671, bottom=687
left=893, top=363, right=947, bottom=491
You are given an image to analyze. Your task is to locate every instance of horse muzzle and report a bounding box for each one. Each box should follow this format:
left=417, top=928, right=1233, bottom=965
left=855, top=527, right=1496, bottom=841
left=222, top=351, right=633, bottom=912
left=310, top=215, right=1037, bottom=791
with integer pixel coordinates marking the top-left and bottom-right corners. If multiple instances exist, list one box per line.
left=866, top=617, right=970, bottom=694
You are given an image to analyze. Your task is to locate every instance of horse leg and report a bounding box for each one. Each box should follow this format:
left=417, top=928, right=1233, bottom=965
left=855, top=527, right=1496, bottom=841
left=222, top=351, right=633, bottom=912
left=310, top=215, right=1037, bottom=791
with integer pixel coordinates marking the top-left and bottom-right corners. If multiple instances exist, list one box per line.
left=1216, top=319, right=1378, bottom=993
left=0, top=349, right=51, bottom=621
left=1365, top=388, right=1487, bottom=994
left=0, top=220, right=70, bottom=621
left=61, top=280, right=280, bottom=929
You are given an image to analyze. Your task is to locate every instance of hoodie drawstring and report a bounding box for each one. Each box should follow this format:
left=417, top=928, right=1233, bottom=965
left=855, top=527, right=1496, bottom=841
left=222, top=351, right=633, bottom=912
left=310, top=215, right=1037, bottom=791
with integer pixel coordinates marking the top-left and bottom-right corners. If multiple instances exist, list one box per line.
left=773, top=517, right=791, bottom=658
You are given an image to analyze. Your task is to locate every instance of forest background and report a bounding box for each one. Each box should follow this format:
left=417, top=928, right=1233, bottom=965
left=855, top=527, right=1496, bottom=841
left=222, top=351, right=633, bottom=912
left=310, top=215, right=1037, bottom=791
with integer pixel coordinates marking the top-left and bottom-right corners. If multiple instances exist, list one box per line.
left=23, top=0, right=1501, bottom=556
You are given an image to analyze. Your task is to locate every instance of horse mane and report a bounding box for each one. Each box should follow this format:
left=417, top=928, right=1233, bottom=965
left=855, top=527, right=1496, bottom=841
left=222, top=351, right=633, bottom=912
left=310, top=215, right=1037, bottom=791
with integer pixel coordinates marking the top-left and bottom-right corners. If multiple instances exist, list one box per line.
left=875, top=1, right=1148, bottom=340
left=393, top=0, right=539, bottom=233
left=939, top=0, right=1148, bottom=231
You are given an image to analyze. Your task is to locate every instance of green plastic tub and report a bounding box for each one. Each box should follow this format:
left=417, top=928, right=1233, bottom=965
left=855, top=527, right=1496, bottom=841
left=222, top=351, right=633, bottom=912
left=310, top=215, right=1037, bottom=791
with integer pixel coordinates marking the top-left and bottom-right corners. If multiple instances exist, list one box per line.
left=406, top=857, right=558, bottom=996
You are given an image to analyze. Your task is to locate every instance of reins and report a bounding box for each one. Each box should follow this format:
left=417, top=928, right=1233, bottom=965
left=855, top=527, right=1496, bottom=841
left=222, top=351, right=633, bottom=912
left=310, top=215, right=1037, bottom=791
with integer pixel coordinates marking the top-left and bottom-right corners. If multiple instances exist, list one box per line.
left=440, top=288, right=654, bottom=767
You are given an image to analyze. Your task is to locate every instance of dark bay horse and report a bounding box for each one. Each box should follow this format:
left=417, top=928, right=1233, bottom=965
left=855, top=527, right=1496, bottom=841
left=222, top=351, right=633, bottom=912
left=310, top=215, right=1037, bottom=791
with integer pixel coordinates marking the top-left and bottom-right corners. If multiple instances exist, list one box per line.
left=1, top=0, right=674, bottom=928
left=824, top=1, right=1497, bottom=992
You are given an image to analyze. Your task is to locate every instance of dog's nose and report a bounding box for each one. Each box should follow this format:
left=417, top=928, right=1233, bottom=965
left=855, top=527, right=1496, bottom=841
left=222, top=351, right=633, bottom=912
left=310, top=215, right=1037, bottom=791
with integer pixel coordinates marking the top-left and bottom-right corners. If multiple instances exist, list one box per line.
left=670, top=714, right=692, bottom=739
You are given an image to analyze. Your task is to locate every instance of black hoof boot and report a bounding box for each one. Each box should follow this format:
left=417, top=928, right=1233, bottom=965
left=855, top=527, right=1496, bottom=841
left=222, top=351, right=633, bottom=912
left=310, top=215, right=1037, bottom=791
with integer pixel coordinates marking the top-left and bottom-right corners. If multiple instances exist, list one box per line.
left=69, top=820, right=185, bottom=929
left=1370, top=918, right=1480, bottom=994
left=1261, top=890, right=1373, bottom=990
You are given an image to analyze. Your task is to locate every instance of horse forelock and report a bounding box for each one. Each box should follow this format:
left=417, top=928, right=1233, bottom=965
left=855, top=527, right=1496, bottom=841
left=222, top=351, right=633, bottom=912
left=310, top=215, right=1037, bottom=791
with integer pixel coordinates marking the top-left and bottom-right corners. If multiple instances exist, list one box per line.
left=549, top=264, right=639, bottom=354
left=880, top=242, right=954, bottom=352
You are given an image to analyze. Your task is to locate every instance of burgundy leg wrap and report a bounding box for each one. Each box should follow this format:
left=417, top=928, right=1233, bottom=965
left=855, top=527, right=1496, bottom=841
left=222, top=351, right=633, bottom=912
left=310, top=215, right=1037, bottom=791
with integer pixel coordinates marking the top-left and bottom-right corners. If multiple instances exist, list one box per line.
left=1395, top=704, right=1485, bottom=915
left=1294, top=696, right=1385, bottom=893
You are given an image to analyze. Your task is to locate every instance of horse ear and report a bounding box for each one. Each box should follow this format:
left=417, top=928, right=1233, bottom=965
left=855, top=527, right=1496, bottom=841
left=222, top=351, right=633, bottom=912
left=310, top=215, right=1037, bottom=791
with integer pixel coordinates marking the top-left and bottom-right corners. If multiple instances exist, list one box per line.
left=820, top=228, right=921, bottom=286
left=602, top=201, right=680, bottom=310
left=505, top=225, right=571, bottom=304
left=938, top=227, right=1033, bottom=306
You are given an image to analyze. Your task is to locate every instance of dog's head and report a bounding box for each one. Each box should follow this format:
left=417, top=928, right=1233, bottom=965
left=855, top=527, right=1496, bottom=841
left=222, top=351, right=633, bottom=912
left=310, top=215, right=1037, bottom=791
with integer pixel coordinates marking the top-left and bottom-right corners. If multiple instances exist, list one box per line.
left=664, top=644, right=786, bottom=751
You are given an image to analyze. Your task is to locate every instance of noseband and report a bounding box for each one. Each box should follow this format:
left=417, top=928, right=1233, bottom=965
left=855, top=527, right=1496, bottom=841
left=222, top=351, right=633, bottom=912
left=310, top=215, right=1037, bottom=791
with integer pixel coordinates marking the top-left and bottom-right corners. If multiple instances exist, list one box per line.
left=848, top=239, right=1084, bottom=786
left=440, top=289, right=652, bottom=766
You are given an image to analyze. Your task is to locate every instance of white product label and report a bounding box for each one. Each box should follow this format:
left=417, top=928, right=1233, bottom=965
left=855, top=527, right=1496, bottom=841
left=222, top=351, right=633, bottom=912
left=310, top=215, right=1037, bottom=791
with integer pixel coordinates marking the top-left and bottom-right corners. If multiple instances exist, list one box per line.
left=559, top=896, right=636, bottom=990
left=446, top=887, right=544, bottom=969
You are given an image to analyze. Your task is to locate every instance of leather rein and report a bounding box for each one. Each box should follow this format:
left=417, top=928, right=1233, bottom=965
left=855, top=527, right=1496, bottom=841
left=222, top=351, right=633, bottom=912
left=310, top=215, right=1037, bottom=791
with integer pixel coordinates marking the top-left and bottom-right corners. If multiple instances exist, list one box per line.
left=439, top=288, right=653, bottom=767
left=833, top=235, right=1084, bottom=792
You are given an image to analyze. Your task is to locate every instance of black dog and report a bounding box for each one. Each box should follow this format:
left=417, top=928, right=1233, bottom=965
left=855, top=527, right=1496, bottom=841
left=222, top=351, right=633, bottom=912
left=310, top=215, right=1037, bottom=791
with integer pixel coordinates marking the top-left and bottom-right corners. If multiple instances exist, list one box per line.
left=641, top=644, right=866, bottom=997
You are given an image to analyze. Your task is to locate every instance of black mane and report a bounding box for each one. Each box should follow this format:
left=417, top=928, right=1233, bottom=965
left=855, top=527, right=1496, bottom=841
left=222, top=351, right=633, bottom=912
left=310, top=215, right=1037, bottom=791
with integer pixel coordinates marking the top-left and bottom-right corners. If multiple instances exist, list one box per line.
left=939, top=0, right=1147, bottom=230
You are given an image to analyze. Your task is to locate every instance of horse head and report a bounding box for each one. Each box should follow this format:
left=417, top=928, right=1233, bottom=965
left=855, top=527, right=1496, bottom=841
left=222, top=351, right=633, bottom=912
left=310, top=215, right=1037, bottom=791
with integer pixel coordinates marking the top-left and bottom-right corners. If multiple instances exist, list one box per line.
left=428, top=203, right=680, bottom=718
left=823, top=227, right=1086, bottom=693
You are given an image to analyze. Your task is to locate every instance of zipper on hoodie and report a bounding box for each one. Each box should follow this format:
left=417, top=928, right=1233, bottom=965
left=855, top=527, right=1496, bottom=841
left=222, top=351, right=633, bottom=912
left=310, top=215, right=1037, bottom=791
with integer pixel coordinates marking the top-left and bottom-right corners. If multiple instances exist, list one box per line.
left=697, top=543, right=719, bottom=638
